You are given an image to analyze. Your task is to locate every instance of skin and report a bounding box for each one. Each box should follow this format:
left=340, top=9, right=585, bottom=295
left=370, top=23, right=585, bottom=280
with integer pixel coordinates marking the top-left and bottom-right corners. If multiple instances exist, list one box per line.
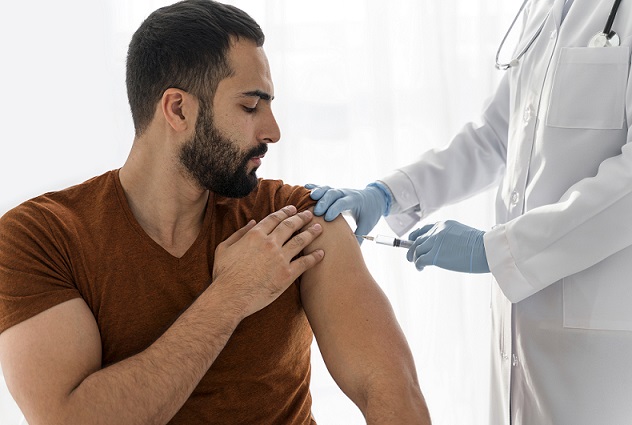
left=0, top=38, right=430, bottom=424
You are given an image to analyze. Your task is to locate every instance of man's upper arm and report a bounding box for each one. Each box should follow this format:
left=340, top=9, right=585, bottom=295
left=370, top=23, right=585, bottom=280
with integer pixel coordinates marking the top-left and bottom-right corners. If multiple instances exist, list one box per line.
left=300, top=213, right=420, bottom=407
left=0, top=298, right=102, bottom=424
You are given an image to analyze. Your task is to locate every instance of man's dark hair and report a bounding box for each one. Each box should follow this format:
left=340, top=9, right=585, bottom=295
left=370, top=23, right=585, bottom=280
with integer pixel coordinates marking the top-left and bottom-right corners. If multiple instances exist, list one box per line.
left=126, top=0, right=265, bottom=135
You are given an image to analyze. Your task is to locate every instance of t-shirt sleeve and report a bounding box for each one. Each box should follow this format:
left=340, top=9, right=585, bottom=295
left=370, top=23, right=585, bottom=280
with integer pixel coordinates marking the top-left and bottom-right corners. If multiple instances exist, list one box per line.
left=0, top=202, right=81, bottom=334
left=273, top=183, right=317, bottom=214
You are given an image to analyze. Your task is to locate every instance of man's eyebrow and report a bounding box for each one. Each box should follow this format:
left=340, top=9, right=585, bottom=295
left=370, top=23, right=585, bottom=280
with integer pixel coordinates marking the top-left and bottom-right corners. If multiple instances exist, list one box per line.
left=240, top=90, right=274, bottom=101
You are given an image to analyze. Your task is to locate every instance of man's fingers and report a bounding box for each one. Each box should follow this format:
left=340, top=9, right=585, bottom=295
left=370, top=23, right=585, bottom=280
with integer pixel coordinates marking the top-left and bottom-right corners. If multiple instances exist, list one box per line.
left=255, top=205, right=298, bottom=234
left=290, top=248, right=325, bottom=277
left=248, top=206, right=320, bottom=251
left=268, top=209, right=315, bottom=241
left=284, top=222, right=323, bottom=252
left=221, top=219, right=256, bottom=247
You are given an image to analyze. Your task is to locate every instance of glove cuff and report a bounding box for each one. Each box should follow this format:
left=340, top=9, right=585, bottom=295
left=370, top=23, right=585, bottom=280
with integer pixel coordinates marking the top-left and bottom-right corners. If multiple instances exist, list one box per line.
left=367, top=182, right=392, bottom=216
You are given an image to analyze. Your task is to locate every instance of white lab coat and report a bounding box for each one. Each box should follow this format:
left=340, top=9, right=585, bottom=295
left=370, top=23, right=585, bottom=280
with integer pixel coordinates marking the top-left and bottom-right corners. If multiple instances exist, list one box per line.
left=380, top=0, right=632, bottom=423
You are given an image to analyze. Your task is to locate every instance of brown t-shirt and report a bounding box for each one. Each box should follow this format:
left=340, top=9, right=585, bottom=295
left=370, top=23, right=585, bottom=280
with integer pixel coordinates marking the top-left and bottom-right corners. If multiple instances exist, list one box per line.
left=0, top=170, right=318, bottom=424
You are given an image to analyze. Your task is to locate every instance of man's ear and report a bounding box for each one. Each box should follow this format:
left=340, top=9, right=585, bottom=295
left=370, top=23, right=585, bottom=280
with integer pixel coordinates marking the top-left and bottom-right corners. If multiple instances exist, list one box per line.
left=160, top=88, right=197, bottom=132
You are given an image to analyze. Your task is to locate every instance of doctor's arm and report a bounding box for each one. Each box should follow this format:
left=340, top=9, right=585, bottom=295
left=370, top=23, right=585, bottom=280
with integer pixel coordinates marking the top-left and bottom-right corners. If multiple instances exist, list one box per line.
left=309, top=73, right=511, bottom=237
left=382, top=72, right=511, bottom=235
left=484, top=139, right=632, bottom=302
left=484, top=58, right=632, bottom=303
left=300, top=213, right=431, bottom=424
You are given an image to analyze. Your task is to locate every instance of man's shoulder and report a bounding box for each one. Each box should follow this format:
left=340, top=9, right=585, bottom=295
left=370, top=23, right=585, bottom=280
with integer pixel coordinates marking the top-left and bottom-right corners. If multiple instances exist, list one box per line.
left=252, top=178, right=315, bottom=211
left=253, top=178, right=300, bottom=192
left=213, top=179, right=315, bottom=225
left=0, top=170, right=118, bottom=234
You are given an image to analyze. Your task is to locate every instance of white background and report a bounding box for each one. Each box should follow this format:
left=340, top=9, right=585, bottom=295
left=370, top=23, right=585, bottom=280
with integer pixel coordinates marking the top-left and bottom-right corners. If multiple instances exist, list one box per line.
left=0, top=0, right=521, bottom=423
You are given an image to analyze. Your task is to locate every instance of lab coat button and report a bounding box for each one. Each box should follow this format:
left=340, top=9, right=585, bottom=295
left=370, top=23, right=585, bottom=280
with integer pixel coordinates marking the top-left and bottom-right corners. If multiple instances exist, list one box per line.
left=512, top=354, right=519, bottom=366
left=523, top=106, right=532, bottom=123
left=550, top=30, right=557, bottom=39
left=510, top=191, right=520, bottom=206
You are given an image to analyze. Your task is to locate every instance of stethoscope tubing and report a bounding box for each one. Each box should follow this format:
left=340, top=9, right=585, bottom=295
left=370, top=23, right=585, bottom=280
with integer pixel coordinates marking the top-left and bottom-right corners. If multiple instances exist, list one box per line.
left=495, top=0, right=548, bottom=70
left=496, top=0, right=623, bottom=70
left=603, top=0, right=623, bottom=37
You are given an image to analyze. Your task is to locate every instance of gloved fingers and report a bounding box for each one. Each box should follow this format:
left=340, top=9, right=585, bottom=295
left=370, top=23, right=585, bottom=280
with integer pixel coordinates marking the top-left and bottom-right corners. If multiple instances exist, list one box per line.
left=407, top=236, right=433, bottom=262
left=306, top=184, right=332, bottom=201
left=408, top=224, right=435, bottom=241
left=354, top=216, right=380, bottom=242
left=322, top=195, right=357, bottom=221
left=414, top=252, right=435, bottom=271
left=312, top=189, right=347, bottom=217
left=406, top=244, right=415, bottom=262
left=406, top=226, right=435, bottom=262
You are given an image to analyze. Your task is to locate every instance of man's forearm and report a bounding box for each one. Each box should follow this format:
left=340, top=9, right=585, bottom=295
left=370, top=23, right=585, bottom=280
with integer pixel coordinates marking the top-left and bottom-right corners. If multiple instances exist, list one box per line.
left=0, top=200, right=322, bottom=425
left=363, top=378, right=431, bottom=425
left=61, top=283, right=243, bottom=425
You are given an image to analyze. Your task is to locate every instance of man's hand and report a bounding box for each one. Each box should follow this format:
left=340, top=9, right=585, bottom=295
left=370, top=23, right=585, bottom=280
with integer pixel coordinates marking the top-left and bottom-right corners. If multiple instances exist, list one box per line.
left=306, top=183, right=388, bottom=242
left=0, top=206, right=324, bottom=425
left=212, top=205, right=324, bottom=317
left=406, top=220, right=489, bottom=273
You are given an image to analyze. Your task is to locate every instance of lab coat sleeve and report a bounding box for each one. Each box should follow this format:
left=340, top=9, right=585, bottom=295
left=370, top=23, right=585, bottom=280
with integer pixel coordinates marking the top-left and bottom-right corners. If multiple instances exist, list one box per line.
left=380, top=74, right=511, bottom=236
left=486, top=63, right=632, bottom=303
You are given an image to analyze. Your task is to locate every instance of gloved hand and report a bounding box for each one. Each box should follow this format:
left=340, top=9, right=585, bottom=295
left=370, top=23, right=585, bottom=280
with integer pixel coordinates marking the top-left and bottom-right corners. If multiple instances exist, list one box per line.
left=406, top=220, right=490, bottom=273
left=305, top=183, right=389, bottom=242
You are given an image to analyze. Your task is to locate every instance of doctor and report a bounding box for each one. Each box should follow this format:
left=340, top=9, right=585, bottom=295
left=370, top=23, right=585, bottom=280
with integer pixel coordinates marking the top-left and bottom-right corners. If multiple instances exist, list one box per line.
left=308, top=0, right=632, bottom=423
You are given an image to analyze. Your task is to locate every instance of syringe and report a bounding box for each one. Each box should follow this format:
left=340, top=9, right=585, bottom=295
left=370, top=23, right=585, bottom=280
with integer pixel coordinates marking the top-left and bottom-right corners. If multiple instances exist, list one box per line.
left=361, top=235, right=414, bottom=249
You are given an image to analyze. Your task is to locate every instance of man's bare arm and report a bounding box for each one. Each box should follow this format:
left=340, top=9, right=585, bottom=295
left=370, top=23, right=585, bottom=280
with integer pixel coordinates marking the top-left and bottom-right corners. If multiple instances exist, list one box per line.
left=0, top=207, right=323, bottom=425
left=301, top=213, right=431, bottom=424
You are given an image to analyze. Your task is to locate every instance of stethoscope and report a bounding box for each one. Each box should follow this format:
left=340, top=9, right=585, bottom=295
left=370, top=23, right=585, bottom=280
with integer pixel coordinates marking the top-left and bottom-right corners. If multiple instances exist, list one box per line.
left=495, top=0, right=623, bottom=70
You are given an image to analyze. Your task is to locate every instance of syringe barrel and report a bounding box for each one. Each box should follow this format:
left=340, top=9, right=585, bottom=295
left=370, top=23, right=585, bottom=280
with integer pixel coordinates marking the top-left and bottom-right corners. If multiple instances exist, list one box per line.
left=374, top=234, right=414, bottom=248
left=374, top=235, right=397, bottom=246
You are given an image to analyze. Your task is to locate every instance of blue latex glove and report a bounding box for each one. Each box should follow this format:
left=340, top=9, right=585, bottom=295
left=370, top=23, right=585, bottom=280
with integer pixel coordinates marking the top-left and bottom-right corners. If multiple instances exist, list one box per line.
left=406, top=220, right=490, bottom=273
left=305, top=183, right=390, bottom=242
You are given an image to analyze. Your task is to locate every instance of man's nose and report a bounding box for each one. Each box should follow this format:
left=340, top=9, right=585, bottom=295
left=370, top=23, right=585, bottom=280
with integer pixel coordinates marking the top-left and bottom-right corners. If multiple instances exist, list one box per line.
left=259, top=109, right=281, bottom=144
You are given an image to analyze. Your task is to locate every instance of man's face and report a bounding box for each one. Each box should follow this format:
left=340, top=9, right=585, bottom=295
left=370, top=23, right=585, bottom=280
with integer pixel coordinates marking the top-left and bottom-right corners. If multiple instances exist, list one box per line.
left=179, top=39, right=280, bottom=198
left=179, top=102, right=267, bottom=198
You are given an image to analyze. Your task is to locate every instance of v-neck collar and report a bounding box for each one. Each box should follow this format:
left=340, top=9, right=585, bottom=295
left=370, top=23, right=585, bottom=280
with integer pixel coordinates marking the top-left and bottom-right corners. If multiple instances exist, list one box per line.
left=112, top=169, right=214, bottom=261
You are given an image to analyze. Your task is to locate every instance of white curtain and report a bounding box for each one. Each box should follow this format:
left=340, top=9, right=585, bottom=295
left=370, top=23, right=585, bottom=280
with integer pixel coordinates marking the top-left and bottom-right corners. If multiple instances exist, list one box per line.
left=0, top=1, right=520, bottom=424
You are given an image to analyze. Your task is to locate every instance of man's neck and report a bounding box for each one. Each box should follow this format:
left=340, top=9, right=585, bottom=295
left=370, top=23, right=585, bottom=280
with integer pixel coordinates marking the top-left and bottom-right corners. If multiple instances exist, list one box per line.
left=118, top=140, right=209, bottom=258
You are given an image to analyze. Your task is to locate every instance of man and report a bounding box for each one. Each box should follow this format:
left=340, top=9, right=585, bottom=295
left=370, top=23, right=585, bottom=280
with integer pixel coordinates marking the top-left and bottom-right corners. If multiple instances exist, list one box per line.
left=0, top=1, right=431, bottom=424
left=308, top=0, right=632, bottom=424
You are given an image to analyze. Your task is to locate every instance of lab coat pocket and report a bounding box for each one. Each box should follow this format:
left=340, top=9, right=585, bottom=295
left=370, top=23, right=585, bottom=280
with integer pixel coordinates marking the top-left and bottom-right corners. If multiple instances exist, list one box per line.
left=563, top=247, right=632, bottom=331
left=546, top=47, right=629, bottom=130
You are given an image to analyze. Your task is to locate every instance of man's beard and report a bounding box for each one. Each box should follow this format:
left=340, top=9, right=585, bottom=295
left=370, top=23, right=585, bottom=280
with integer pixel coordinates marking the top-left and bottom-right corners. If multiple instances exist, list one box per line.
left=179, top=104, right=267, bottom=198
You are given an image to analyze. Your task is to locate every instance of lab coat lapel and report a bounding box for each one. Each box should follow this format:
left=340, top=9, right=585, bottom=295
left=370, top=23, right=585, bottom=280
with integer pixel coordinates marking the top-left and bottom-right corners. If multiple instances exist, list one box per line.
left=548, top=0, right=566, bottom=28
